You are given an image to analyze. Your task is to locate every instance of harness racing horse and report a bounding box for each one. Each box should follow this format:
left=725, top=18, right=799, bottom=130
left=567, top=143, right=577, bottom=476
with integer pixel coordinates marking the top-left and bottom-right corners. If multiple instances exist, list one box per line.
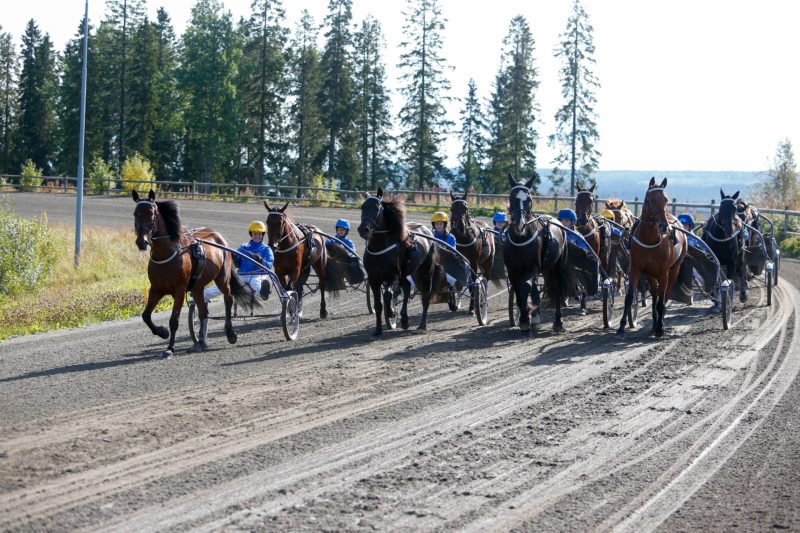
left=703, top=189, right=747, bottom=303
left=358, top=187, right=439, bottom=337
left=617, top=178, right=687, bottom=338
left=573, top=183, right=608, bottom=314
left=264, top=202, right=328, bottom=319
left=132, top=190, right=256, bottom=358
left=604, top=198, right=635, bottom=289
left=449, top=191, right=498, bottom=314
left=505, top=173, right=570, bottom=333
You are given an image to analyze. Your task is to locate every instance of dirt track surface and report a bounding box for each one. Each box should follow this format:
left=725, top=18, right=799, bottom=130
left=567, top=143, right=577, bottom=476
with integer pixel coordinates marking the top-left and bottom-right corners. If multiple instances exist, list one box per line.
left=2, top=192, right=800, bottom=531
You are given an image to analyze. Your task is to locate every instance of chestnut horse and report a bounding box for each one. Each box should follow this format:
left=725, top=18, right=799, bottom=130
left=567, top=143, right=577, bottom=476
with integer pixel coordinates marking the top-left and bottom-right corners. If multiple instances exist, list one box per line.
left=132, top=190, right=256, bottom=358
left=573, top=183, right=608, bottom=314
left=617, top=178, right=687, bottom=337
left=449, top=191, right=497, bottom=314
left=264, top=202, right=328, bottom=319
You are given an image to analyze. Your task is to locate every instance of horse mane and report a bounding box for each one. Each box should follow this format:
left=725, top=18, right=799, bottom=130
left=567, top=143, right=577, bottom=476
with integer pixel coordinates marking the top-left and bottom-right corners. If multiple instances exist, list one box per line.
left=156, top=200, right=184, bottom=240
left=381, top=197, right=407, bottom=241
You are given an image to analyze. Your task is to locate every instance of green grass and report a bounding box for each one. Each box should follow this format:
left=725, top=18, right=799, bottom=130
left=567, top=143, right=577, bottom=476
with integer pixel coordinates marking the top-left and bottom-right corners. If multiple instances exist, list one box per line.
left=0, top=225, right=172, bottom=341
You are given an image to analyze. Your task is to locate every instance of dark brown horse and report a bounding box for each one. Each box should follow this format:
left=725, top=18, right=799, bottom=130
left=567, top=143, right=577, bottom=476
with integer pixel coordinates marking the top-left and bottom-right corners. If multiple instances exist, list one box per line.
left=264, top=202, right=328, bottom=319
left=574, top=183, right=608, bottom=314
left=132, top=190, right=256, bottom=358
left=449, top=191, right=497, bottom=314
left=604, top=197, right=636, bottom=294
left=617, top=178, right=687, bottom=337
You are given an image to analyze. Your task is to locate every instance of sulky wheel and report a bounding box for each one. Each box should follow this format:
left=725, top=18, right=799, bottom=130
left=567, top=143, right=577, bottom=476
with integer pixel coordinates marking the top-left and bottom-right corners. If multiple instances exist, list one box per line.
left=281, top=290, right=300, bottom=341
left=721, top=285, right=733, bottom=330
left=628, top=289, right=639, bottom=329
left=766, top=267, right=773, bottom=307
left=366, top=287, right=375, bottom=315
left=474, top=277, right=489, bottom=326
left=384, top=287, right=399, bottom=330
left=602, top=285, right=616, bottom=329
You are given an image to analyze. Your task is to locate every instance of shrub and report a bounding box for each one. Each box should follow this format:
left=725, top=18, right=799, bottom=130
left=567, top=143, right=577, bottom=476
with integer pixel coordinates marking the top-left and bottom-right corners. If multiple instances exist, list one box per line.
left=119, top=153, right=156, bottom=193
left=19, top=159, right=43, bottom=192
left=779, top=236, right=800, bottom=258
left=0, top=200, right=63, bottom=296
left=87, top=155, right=116, bottom=194
left=307, top=173, right=338, bottom=206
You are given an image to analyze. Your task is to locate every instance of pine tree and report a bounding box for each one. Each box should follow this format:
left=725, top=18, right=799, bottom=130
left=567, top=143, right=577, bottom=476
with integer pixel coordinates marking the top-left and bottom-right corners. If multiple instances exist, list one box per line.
left=397, top=0, right=452, bottom=190
left=126, top=18, right=159, bottom=163
left=16, top=20, right=58, bottom=175
left=0, top=26, right=18, bottom=174
left=549, top=0, right=601, bottom=195
left=756, top=139, right=799, bottom=209
left=178, top=0, right=241, bottom=186
left=150, top=8, right=182, bottom=182
left=92, top=21, right=121, bottom=164
left=319, top=0, right=357, bottom=187
left=287, top=10, right=325, bottom=190
left=486, top=15, right=539, bottom=193
left=240, top=0, right=289, bottom=186
left=353, top=16, right=393, bottom=190
left=454, top=79, right=487, bottom=192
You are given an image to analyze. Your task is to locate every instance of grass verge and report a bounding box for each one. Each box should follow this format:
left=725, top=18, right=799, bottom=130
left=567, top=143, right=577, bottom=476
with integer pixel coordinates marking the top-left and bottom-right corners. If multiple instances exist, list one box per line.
left=0, top=225, right=172, bottom=341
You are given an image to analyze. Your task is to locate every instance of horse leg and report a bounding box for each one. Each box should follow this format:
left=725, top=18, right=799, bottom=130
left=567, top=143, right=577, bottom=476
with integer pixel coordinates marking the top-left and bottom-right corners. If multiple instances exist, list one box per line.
left=220, top=280, right=237, bottom=345
left=655, top=277, right=668, bottom=337
left=515, top=279, right=532, bottom=331
left=617, top=270, right=640, bottom=336
left=648, top=276, right=660, bottom=332
left=163, top=290, right=185, bottom=359
left=190, top=287, right=211, bottom=351
left=370, top=280, right=383, bottom=338
left=312, top=260, right=328, bottom=319
left=738, top=257, right=748, bottom=303
left=468, top=272, right=476, bottom=314
left=553, top=281, right=565, bottom=333
left=400, top=277, right=411, bottom=330
left=142, top=287, right=169, bottom=339
left=579, top=291, right=587, bottom=316
left=530, top=279, right=542, bottom=328
left=417, top=286, right=430, bottom=331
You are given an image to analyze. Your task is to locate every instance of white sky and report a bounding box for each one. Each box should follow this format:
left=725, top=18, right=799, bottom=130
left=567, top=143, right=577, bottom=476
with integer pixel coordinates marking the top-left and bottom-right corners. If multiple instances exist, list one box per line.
left=4, top=0, right=800, bottom=172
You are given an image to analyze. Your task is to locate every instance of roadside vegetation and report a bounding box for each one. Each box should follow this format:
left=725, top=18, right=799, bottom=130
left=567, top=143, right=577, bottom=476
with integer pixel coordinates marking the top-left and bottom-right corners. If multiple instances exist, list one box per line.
left=0, top=201, right=170, bottom=340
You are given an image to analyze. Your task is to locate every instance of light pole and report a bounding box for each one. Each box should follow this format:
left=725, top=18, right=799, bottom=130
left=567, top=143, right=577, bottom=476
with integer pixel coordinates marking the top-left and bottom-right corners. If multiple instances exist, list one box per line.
left=75, top=0, right=89, bottom=266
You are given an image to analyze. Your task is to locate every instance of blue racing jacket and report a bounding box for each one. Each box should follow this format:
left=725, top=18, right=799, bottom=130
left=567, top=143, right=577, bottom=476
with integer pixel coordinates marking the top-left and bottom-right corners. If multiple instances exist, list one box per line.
left=326, top=235, right=356, bottom=253
left=237, top=240, right=274, bottom=273
left=433, top=230, right=457, bottom=248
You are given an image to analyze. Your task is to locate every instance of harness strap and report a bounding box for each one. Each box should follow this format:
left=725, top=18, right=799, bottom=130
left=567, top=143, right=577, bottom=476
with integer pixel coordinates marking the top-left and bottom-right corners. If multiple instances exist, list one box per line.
left=631, top=232, right=663, bottom=249
left=150, top=247, right=182, bottom=264
left=365, top=242, right=398, bottom=255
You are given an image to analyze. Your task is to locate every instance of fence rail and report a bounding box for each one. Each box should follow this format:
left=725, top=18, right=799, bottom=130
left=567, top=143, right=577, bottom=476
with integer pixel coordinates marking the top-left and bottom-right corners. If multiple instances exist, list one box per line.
left=3, top=174, right=800, bottom=233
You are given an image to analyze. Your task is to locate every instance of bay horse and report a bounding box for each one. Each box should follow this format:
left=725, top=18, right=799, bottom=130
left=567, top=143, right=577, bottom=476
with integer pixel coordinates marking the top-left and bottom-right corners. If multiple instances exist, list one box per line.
left=449, top=191, right=497, bottom=313
left=573, top=183, right=608, bottom=314
left=132, top=190, right=256, bottom=358
left=505, top=173, right=570, bottom=332
left=357, top=187, right=439, bottom=337
left=263, top=202, right=328, bottom=319
left=703, top=189, right=747, bottom=302
left=617, top=178, right=687, bottom=337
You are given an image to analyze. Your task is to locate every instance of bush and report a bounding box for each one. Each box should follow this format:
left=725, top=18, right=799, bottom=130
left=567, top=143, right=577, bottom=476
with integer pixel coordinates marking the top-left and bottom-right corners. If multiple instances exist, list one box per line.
left=779, top=236, right=800, bottom=258
left=19, top=159, right=43, bottom=192
left=119, top=153, right=156, bottom=193
left=0, top=200, right=63, bottom=296
left=87, top=155, right=116, bottom=194
left=307, top=173, right=338, bottom=206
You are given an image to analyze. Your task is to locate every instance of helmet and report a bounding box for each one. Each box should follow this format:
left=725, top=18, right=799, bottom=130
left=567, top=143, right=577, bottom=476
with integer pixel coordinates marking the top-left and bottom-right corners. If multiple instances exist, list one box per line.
left=557, top=209, right=577, bottom=222
left=600, top=209, right=615, bottom=220
left=248, top=220, right=267, bottom=234
left=492, top=212, right=507, bottom=223
left=335, top=218, right=350, bottom=230
left=431, top=211, right=448, bottom=224
left=678, top=214, right=695, bottom=228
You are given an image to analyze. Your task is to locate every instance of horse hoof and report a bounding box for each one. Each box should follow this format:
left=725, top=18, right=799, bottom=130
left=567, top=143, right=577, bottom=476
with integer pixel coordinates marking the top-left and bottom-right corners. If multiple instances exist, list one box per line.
left=320, top=309, right=328, bottom=319
left=401, top=317, right=410, bottom=330
left=161, top=349, right=173, bottom=359
left=417, top=323, right=427, bottom=331
left=371, top=330, right=382, bottom=340
left=654, top=329, right=665, bottom=338
left=579, top=308, right=588, bottom=316
left=226, top=333, right=237, bottom=344
left=740, top=293, right=748, bottom=303
left=519, top=321, right=531, bottom=332
left=156, top=327, right=169, bottom=339
left=553, top=323, right=565, bottom=333
left=615, top=332, right=625, bottom=340
left=189, top=342, right=208, bottom=353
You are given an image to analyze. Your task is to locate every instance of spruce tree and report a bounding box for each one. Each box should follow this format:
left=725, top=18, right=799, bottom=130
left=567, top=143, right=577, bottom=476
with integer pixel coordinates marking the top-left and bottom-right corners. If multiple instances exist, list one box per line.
left=0, top=27, right=18, bottom=174
left=487, top=15, right=539, bottom=193
left=758, top=139, right=799, bottom=208
left=126, top=18, right=159, bottom=163
left=455, top=79, right=487, bottom=192
left=150, top=8, right=182, bottom=182
left=287, top=10, right=325, bottom=190
left=397, top=0, right=452, bottom=190
left=549, top=0, right=601, bottom=195
left=353, top=16, right=393, bottom=190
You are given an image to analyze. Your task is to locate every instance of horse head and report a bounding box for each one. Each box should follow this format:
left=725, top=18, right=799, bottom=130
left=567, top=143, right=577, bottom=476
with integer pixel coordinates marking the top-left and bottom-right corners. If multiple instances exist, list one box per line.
left=358, top=187, right=384, bottom=240
left=263, top=201, right=290, bottom=248
left=449, top=191, right=469, bottom=234
left=575, top=182, right=596, bottom=226
left=643, top=177, right=670, bottom=233
left=132, top=189, right=158, bottom=250
left=718, top=189, right=740, bottom=238
left=507, top=172, right=536, bottom=233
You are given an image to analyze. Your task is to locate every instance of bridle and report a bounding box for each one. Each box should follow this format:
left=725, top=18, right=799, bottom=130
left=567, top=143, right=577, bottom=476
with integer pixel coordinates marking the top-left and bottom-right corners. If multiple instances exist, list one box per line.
left=631, top=187, right=670, bottom=249
left=133, top=200, right=182, bottom=263
left=267, top=210, right=304, bottom=253
left=450, top=198, right=479, bottom=247
left=362, top=196, right=397, bottom=255
left=706, top=197, right=741, bottom=243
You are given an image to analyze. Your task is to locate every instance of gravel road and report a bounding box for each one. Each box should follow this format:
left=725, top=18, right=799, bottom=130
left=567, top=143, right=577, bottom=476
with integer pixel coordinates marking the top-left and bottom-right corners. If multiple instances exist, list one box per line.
left=1, top=192, right=798, bottom=531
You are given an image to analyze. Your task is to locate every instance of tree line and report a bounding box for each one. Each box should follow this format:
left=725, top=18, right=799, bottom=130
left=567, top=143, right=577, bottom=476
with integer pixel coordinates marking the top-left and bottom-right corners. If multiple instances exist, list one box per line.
left=0, top=0, right=601, bottom=195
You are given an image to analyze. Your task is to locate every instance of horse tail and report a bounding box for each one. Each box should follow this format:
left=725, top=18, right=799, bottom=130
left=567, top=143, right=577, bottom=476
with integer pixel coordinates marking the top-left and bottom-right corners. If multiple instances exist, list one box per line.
left=230, top=268, right=261, bottom=312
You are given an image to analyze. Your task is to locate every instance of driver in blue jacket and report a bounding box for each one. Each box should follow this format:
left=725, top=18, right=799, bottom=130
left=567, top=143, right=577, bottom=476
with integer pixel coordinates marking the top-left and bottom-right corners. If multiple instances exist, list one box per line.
left=204, top=220, right=274, bottom=302
left=431, top=211, right=456, bottom=247
left=558, top=208, right=577, bottom=230
left=325, top=218, right=356, bottom=252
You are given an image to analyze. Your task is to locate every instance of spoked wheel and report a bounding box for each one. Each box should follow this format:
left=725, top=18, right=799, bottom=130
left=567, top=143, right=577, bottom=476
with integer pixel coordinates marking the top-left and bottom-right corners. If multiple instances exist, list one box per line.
left=721, top=286, right=733, bottom=330
left=473, top=277, right=489, bottom=326
left=188, top=301, right=199, bottom=344
left=602, top=285, right=616, bottom=329
left=384, top=287, right=400, bottom=330
left=628, top=290, right=639, bottom=328
left=774, top=254, right=780, bottom=286
left=766, top=267, right=773, bottom=307
left=366, top=287, right=375, bottom=315
left=281, top=290, right=300, bottom=341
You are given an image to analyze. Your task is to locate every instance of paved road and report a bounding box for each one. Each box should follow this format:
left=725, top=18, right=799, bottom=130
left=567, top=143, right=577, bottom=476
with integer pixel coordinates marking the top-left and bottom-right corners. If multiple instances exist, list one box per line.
left=1, top=192, right=799, bottom=531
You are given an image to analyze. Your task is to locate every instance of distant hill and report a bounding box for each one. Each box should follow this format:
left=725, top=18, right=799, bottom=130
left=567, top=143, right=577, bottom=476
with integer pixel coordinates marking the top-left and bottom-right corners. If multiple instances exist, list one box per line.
left=540, top=170, right=764, bottom=204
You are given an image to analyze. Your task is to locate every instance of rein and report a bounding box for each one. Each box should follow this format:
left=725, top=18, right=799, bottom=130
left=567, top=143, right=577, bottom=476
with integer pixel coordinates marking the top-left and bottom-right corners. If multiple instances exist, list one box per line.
left=268, top=212, right=305, bottom=254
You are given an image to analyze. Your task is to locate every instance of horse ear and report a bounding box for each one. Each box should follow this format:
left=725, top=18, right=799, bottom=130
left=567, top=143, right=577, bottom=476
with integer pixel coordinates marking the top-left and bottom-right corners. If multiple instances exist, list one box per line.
left=148, top=189, right=156, bottom=201
left=648, top=177, right=656, bottom=188
left=280, top=202, right=289, bottom=212
left=376, top=187, right=384, bottom=198
left=576, top=183, right=583, bottom=192
left=508, top=172, right=517, bottom=188
left=463, top=191, right=468, bottom=201
left=589, top=183, right=596, bottom=193
left=524, top=175, right=536, bottom=189
left=450, top=191, right=456, bottom=201
left=132, top=190, right=140, bottom=202
left=660, top=178, right=667, bottom=189
left=264, top=201, right=271, bottom=211
left=732, top=191, right=740, bottom=200
left=362, top=191, right=369, bottom=199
